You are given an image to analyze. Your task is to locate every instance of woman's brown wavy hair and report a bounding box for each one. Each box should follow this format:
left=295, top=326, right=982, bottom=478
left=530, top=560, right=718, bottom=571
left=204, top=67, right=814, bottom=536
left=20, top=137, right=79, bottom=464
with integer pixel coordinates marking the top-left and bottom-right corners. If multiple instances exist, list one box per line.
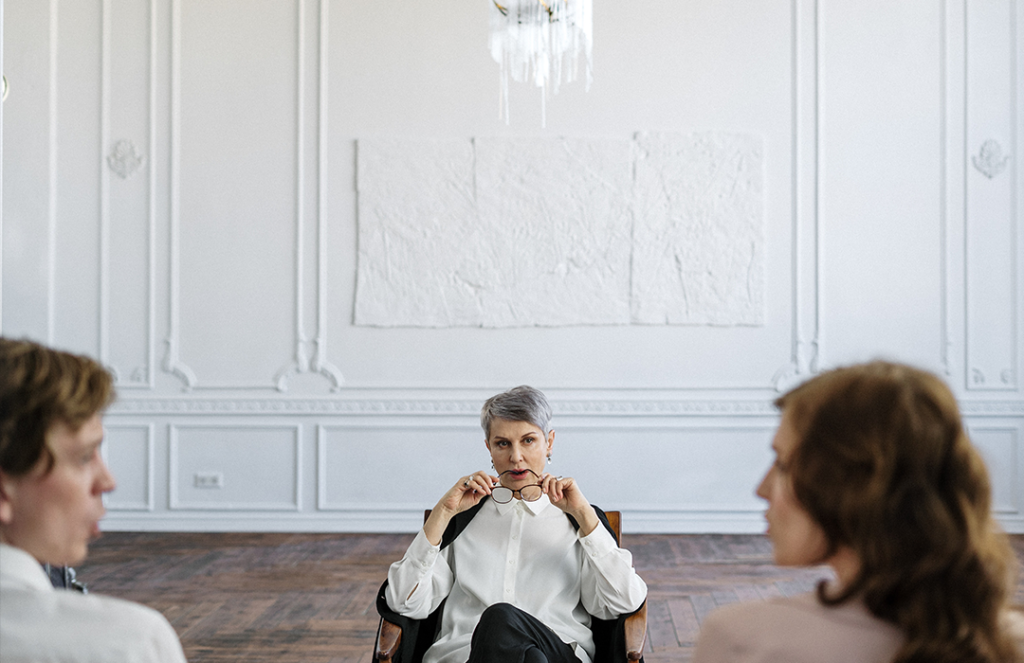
left=777, top=361, right=1020, bottom=663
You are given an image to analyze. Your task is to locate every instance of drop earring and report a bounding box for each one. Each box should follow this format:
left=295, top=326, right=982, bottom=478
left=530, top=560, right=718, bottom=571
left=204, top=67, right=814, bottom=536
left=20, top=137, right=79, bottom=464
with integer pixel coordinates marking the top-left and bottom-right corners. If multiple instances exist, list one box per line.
left=546, top=453, right=552, bottom=464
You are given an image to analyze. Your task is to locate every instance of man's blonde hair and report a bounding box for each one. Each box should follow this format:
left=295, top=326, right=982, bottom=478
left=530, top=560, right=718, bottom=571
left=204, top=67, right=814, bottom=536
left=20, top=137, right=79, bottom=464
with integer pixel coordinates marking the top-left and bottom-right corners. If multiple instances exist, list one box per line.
left=0, top=338, right=115, bottom=477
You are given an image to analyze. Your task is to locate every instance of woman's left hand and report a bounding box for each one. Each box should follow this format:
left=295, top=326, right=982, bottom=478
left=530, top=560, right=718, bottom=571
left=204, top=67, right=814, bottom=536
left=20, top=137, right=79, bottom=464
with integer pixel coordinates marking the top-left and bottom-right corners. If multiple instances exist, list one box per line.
left=542, top=474, right=600, bottom=536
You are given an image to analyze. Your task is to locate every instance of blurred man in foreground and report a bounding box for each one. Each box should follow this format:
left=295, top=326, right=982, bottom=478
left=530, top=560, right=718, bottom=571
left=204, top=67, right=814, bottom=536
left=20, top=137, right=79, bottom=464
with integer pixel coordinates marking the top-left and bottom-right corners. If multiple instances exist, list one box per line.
left=0, top=337, right=187, bottom=663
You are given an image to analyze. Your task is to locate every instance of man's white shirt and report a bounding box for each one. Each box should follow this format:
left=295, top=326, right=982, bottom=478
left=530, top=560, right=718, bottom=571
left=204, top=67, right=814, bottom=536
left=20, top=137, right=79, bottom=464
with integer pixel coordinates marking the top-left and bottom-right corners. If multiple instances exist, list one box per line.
left=0, top=543, right=187, bottom=663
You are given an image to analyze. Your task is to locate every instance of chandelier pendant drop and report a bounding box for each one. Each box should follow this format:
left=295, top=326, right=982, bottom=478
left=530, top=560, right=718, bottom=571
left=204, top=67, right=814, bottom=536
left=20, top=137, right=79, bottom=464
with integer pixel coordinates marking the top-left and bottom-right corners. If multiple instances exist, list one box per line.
left=489, top=0, right=593, bottom=127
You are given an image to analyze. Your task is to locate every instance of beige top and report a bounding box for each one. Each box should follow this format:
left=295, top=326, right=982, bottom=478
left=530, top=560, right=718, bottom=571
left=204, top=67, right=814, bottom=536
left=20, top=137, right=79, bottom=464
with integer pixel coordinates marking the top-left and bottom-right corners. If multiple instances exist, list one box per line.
left=693, top=592, right=904, bottom=663
left=694, top=592, right=1024, bottom=663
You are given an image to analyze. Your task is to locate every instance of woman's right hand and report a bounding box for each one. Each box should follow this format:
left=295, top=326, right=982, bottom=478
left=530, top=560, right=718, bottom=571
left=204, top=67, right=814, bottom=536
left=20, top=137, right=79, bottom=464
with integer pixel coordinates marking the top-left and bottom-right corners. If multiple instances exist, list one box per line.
left=424, top=471, right=496, bottom=545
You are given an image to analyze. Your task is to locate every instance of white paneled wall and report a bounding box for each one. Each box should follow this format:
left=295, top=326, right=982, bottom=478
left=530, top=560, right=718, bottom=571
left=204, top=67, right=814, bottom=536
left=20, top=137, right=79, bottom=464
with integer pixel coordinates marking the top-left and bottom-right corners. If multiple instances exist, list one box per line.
left=2, top=0, right=1022, bottom=533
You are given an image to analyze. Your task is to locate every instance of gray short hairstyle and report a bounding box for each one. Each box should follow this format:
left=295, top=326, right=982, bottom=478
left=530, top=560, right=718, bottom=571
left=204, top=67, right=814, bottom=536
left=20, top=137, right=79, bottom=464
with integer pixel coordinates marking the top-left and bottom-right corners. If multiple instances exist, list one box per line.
left=480, top=385, right=552, bottom=438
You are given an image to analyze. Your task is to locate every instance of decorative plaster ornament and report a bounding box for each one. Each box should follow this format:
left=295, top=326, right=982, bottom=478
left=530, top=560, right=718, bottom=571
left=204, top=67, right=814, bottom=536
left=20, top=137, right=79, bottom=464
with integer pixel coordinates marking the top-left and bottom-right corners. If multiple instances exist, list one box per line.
left=972, top=139, right=1009, bottom=179
left=107, top=139, right=146, bottom=179
left=489, top=0, right=593, bottom=126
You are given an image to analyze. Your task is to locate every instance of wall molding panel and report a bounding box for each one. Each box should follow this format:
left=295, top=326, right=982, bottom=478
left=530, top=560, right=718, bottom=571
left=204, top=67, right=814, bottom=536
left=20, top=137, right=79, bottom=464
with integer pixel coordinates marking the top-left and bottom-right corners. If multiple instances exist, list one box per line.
left=114, top=397, right=780, bottom=417
left=964, top=0, right=1020, bottom=391
left=312, top=0, right=344, bottom=390
left=966, top=422, right=1022, bottom=528
left=102, top=423, right=155, bottom=512
left=273, top=0, right=312, bottom=391
left=163, top=0, right=194, bottom=391
left=316, top=423, right=478, bottom=512
left=47, top=0, right=59, bottom=344
left=165, top=0, right=313, bottom=391
left=101, top=0, right=158, bottom=390
left=775, top=0, right=823, bottom=389
left=775, top=0, right=824, bottom=392
left=109, top=396, right=1024, bottom=417
left=275, top=0, right=344, bottom=393
left=99, top=0, right=111, bottom=367
left=168, top=423, right=302, bottom=511
left=941, top=0, right=959, bottom=378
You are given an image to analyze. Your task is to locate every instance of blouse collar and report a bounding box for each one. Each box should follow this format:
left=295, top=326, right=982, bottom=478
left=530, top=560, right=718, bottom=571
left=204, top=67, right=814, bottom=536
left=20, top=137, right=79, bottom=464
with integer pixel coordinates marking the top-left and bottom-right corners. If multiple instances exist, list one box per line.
left=493, top=492, right=552, bottom=516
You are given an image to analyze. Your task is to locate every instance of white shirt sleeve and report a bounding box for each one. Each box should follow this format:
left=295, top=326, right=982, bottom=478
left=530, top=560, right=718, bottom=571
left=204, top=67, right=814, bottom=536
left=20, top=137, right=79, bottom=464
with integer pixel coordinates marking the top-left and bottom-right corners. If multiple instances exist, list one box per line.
left=577, top=524, right=648, bottom=620
left=384, top=528, right=455, bottom=619
left=135, top=605, right=190, bottom=663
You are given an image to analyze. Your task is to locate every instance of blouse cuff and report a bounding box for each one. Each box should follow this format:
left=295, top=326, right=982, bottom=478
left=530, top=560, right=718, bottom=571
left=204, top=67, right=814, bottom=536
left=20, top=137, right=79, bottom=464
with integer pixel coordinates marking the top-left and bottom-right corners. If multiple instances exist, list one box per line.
left=577, top=521, right=618, bottom=557
left=407, top=528, right=441, bottom=569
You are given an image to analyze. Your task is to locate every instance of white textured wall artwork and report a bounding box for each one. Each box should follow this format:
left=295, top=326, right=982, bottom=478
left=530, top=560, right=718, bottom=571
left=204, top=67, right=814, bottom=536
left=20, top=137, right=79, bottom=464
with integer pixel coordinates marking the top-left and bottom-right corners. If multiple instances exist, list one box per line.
left=355, top=132, right=764, bottom=328
left=631, top=132, right=765, bottom=325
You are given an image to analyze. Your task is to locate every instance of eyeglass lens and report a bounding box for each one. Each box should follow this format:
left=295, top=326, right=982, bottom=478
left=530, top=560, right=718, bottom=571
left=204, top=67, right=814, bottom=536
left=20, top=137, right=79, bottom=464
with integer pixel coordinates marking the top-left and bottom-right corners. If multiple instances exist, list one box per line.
left=491, top=484, right=543, bottom=503
left=519, top=485, right=542, bottom=501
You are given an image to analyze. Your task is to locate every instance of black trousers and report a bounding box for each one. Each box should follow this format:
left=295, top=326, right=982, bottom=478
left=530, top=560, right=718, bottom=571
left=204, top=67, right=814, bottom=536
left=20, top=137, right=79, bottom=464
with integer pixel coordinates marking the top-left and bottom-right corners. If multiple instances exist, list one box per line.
left=466, top=603, right=582, bottom=663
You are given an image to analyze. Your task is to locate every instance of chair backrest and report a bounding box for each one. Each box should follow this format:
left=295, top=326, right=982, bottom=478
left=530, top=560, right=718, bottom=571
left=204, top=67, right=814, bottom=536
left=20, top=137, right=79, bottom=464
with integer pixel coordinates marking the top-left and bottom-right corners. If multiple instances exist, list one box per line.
left=604, top=511, right=621, bottom=544
left=423, top=508, right=622, bottom=545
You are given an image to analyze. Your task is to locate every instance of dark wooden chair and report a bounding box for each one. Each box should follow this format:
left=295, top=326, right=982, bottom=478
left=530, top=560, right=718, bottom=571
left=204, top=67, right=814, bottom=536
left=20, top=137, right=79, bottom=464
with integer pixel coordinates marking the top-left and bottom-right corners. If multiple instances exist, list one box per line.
left=374, top=509, right=648, bottom=663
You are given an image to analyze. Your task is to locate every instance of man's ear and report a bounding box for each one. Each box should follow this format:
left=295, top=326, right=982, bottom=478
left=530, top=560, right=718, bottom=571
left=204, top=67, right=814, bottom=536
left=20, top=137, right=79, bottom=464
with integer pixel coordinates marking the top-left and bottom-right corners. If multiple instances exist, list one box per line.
left=0, top=471, right=15, bottom=526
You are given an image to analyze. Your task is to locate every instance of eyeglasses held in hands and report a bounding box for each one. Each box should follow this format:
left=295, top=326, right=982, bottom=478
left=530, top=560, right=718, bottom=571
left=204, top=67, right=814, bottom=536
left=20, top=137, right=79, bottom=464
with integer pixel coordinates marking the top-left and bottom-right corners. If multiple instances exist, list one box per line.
left=491, top=469, right=544, bottom=504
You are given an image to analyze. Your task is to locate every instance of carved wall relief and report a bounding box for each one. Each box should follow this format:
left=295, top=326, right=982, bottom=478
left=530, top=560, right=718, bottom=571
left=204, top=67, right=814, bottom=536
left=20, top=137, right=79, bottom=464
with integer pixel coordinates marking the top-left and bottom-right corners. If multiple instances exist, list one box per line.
left=107, top=139, right=147, bottom=179
left=972, top=139, right=1010, bottom=179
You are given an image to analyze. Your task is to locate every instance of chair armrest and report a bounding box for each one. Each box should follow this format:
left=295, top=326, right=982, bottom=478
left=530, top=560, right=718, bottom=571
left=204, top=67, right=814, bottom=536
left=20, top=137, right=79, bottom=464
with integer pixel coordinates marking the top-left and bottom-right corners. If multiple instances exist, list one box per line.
left=623, top=601, right=647, bottom=662
left=375, top=618, right=402, bottom=663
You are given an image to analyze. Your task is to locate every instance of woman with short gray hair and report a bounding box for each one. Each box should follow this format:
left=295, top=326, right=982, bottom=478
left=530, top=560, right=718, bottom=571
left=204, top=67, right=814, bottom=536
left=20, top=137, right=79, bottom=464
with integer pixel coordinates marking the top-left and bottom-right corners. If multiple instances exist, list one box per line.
left=480, top=385, right=553, bottom=438
left=382, top=385, right=647, bottom=663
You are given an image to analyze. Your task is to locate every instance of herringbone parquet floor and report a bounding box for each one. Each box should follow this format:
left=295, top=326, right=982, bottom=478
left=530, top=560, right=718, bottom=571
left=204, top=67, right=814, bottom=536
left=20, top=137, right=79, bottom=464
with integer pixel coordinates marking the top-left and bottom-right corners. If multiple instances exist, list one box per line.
left=77, top=533, right=1024, bottom=663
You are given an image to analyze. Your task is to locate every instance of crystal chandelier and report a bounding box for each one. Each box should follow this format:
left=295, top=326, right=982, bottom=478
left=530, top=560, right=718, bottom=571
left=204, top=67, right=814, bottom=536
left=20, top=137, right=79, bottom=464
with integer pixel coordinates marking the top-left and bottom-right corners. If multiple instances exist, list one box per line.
left=489, top=0, right=593, bottom=126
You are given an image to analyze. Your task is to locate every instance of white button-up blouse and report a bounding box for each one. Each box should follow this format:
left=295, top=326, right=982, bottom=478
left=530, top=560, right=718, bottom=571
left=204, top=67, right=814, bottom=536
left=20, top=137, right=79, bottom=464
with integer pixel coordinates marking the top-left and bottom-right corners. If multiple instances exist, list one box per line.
left=385, top=495, right=648, bottom=663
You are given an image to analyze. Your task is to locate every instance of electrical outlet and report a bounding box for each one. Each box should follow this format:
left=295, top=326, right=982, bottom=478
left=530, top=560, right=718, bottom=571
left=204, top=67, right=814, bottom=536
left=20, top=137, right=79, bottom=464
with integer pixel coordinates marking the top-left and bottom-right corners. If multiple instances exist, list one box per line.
left=194, top=472, right=224, bottom=489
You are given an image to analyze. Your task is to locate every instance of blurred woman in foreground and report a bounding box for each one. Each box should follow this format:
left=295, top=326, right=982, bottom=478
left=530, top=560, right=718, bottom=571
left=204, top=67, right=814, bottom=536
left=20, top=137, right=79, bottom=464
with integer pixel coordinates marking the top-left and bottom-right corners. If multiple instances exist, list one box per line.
left=695, top=361, right=1023, bottom=663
